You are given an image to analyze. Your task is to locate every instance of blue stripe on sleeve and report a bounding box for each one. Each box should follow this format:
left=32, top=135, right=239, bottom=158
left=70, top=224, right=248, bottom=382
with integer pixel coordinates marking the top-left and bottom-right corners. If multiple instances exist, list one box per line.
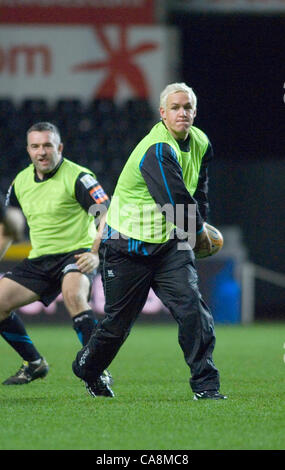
left=155, top=143, right=175, bottom=206
left=139, top=152, right=147, bottom=170
left=170, top=146, right=179, bottom=163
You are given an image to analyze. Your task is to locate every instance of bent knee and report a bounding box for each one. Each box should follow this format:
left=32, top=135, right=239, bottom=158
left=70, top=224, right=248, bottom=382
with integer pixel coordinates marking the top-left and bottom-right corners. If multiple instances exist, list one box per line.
left=62, top=289, right=89, bottom=312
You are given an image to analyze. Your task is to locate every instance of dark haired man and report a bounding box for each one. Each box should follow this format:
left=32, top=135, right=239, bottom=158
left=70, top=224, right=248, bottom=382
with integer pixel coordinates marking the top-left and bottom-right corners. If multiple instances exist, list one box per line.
left=0, top=122, right=112, bottom=395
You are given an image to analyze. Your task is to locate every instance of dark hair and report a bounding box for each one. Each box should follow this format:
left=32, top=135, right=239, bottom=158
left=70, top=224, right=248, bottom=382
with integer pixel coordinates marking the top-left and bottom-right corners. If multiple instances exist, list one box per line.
left=27, top=122, right=61, bottom=143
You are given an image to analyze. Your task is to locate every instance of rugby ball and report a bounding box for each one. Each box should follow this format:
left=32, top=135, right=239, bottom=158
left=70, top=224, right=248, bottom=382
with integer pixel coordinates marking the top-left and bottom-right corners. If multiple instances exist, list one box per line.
left=195, top=223, right=223, bottom=259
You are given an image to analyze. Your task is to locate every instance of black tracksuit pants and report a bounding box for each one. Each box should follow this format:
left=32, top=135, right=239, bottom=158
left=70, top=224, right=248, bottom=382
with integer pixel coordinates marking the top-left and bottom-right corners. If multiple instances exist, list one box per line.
left=73, top=239, right=220, bottom=392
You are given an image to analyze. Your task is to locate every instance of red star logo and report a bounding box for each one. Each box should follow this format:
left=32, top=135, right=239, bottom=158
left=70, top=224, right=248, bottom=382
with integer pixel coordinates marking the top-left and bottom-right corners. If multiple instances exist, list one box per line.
left=72, top=26, right=158, bottom=99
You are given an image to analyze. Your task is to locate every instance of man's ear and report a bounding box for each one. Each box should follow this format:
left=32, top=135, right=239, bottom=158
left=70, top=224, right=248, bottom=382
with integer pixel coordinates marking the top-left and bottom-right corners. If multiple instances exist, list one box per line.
left=159, top=107, right=166, bottom=121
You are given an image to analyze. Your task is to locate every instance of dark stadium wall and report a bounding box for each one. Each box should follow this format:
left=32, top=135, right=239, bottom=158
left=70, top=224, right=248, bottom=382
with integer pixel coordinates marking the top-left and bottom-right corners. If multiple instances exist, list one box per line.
left=168, top=14, right=285, bottom=159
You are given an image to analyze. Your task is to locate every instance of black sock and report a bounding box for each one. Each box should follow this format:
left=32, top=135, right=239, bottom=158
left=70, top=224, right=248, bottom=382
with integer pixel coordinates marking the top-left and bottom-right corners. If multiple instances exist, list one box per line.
left=72, top=309, right=98, bottom=346
left=0, top=312, right=41, bottom=362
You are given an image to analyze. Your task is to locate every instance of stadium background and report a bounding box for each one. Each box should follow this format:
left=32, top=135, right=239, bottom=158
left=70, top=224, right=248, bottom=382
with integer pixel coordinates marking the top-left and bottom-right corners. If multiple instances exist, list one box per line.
left=0, top=0, right=284, bottom=324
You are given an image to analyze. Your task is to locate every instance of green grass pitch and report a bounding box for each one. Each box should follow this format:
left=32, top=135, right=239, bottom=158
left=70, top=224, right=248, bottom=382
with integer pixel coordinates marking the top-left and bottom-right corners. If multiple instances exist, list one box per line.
left=0, top=322, right=284, bottom=450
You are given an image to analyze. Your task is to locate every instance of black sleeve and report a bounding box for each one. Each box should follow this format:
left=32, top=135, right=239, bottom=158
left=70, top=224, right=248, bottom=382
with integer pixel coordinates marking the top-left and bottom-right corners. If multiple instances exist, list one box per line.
left=139, top=143, right=204, bottom=233
left=5, top=184, right=21, bottom=209
left=193, top=141, right=213, bottom=221
left=0, top=191, right=6, bottom=222
left=75, top=172, right=110, bottom=223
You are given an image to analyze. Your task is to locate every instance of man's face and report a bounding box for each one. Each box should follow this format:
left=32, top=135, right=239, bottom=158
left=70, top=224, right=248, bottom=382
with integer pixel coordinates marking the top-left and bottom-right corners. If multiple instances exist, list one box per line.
left=27, top=131, right=63, bottom=178
left=160, top=91, right=196, bottom=140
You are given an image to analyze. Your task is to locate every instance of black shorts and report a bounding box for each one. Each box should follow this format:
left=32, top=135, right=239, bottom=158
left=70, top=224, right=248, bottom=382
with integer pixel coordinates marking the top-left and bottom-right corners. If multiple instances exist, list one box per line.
left=4, top=249, right=97, bottom=306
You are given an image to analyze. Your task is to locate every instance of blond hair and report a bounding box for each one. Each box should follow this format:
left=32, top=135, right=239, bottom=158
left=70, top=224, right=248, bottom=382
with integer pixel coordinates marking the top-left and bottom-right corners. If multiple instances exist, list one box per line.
left=160, top=83, right=197, bottom=111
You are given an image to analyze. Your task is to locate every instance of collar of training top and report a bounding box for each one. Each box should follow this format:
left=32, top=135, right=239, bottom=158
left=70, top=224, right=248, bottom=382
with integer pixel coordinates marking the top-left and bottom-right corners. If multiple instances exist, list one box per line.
left=161, top=120, right=190, bottom=152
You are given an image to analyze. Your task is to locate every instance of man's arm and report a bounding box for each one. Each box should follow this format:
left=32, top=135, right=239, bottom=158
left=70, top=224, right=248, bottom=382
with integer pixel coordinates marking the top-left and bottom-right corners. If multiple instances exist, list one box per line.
left=140, top=142, right=212, bottom=251
left=74, top=172, right=110, bottom=273
left=0, top=192, right=6, bottom=222
left=192, top=141, right=214, bottom=254
left=140, top=143, right=204, bottom=231
left=90, top=212, right=107, bottom=255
